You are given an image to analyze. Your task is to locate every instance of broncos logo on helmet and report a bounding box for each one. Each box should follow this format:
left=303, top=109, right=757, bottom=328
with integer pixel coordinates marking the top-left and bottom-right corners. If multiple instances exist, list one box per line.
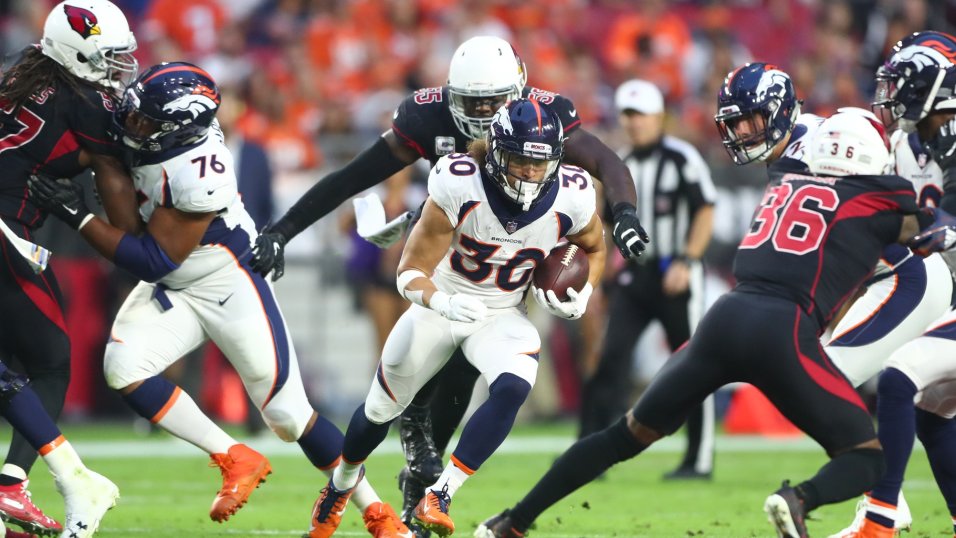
left=874, top=31, right=956, bottom=131
left=63, top=4, right=100, bottom=39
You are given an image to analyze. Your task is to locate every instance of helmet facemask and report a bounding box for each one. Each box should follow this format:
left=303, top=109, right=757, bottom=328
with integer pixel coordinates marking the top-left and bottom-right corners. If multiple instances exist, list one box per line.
left=716, top=98, right=799, bottom=164
left=487, top=138, right=561, bottom=212
left=449, top=89, right=518, bottom=140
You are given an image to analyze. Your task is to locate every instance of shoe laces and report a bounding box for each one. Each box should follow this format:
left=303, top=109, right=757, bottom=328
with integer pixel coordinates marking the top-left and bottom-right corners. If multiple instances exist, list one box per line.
left=429, top=485, right=452, bottom=514
left=4, top=481, right=41, bottom=512
left=315, top=481, right=350, bottom=523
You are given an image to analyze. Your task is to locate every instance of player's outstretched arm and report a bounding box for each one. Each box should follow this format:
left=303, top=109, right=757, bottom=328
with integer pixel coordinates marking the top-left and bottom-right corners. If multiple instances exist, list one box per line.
left=82, top=150, right=144, bottom=235
left=564, top=128, right=649, bottom=259
left=396, top=198, right=486, bottom=323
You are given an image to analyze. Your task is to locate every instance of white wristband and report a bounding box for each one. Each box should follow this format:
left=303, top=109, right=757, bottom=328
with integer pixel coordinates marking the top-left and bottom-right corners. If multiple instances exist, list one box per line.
left=396, top=269, right=428, bottom=306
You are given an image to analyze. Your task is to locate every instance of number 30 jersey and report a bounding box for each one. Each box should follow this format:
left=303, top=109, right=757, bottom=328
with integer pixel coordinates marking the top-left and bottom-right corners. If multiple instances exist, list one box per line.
left=429, top=153, right=596, bottom=309
left=733, top=159, right=920, bottom=328
left=131, top=122, right=257, bottom=288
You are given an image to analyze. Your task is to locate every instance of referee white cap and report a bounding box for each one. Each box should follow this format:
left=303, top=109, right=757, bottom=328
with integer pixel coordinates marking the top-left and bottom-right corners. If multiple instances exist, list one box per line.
left=615, top=79, right=664, bottom=114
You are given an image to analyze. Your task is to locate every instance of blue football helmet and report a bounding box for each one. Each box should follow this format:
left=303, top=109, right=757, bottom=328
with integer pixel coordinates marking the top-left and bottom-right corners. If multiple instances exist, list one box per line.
left=874, top=31, right=956, bottom=132
left=485, top=98, right=564, bottom=211
left=114, top=61, right=221, bottom=153
left=714, top=62, right=800, bottom=165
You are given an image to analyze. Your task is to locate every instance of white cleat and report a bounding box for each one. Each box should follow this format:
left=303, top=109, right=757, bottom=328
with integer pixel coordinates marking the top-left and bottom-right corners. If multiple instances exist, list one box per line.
left=55, top=469, right=119, bottom=538
left=827, top=492, right=912, bottom=538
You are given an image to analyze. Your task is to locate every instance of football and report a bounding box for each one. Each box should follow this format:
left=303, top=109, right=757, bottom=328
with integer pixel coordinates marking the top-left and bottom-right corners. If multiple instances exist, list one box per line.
left=532, top=243, right=589, bottom=302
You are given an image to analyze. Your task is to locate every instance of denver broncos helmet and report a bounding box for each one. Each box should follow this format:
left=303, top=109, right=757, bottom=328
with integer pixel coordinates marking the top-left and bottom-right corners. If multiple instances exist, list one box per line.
left=874, top=31, right=956, bottom=132
left=714, top=62, right=800, bottom=164
left=114, top=62, right=221, bottom=154
left=486, top=98, right=564, bottom=211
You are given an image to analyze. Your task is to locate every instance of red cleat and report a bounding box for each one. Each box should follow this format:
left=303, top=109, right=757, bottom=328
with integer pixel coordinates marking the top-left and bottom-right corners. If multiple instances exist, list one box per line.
left=0, top=480, right=61, bottom=536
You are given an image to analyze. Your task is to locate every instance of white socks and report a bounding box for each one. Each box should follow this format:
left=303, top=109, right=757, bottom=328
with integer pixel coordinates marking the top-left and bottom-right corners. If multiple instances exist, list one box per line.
left=153, top=390, right=235, bottom=454
left=428, top=461, right=471, bottom=498
left=0, top=464, right=26, bottom=482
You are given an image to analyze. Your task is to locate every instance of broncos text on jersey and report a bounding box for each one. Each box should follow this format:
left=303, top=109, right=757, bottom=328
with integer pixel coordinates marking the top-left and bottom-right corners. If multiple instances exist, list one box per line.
left=130, top=121, right=257, bottom=288
left=429, top=153, right=595, bottom=309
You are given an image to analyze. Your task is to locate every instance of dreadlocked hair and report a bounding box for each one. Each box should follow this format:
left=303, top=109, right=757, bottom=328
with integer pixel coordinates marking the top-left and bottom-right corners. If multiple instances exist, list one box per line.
left=0, top=46, right=110, bottom=111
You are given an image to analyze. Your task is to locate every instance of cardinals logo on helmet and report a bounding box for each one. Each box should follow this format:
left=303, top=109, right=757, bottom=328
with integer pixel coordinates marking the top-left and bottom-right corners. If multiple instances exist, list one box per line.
left=63, top=4, right=101, bottom=39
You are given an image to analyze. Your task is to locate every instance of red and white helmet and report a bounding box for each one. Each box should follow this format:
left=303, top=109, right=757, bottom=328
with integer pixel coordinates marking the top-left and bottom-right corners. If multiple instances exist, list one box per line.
left=809, top=109, right=890, bottom=177
left=41, top=0, right=138, bottom=89
left=447, top=36, right=527, bottom=140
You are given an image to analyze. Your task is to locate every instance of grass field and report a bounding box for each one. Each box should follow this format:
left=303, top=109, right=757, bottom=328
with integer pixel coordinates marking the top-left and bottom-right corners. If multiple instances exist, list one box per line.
left=1, top=423, right=950, bottom=538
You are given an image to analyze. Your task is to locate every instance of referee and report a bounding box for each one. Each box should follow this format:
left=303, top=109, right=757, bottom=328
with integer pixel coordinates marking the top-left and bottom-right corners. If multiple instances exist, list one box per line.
left=579, top=79, right=717, bottom=479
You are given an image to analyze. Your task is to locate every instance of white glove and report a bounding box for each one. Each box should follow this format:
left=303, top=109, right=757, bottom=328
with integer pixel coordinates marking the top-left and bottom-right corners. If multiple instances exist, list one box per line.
left=353, top=192, right=413, bottom=248
left=429, top=291, right=487, bottom=322
left=531, top=282, right=593, bottom=320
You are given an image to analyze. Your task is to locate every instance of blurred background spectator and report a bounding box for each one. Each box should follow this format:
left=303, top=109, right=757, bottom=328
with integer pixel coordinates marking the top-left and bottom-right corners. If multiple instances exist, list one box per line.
left=3, top=0, right=952, bottom=428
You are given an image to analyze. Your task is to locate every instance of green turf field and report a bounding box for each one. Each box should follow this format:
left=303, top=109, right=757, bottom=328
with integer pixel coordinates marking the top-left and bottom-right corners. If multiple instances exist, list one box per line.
left=1, top=423, right=950, bottom=537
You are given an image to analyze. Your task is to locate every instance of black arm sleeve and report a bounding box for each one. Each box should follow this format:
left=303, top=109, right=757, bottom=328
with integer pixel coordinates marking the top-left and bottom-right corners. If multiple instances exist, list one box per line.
left=271, top=137, right=409, bottom=240
left=563, top=128, right=637, bottom=209
left=941, top=167, right=956, bottom=215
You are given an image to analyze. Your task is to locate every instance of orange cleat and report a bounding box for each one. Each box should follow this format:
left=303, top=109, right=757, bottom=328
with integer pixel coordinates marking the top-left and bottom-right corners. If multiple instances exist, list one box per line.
left=362, top=502, right=413, bottom=538
left=840, top=518, right=896, bottom=538
left=414, top=486, right=454, bottom=537
left=307, top=467, right=364, bottom=538
left=208, top=444, right=272, bottom=522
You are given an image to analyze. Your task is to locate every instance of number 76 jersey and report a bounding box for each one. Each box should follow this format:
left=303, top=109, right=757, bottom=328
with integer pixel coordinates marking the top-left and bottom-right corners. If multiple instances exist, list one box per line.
left=734, top=160, right=920, bottom=327
left=429, top=153, right=596, bottom=309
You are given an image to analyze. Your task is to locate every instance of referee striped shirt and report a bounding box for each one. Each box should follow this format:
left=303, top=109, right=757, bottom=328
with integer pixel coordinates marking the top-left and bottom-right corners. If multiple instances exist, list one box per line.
left=621, top=135, right=717, bottom=261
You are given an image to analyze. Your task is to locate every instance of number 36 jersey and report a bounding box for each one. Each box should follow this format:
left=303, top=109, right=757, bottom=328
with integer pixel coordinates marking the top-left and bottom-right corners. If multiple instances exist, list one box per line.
left=733, top=159, right=920, bottom=328
left=131, top=122, right=257, bottom=288
left=429, top=152, right=596, bottom=309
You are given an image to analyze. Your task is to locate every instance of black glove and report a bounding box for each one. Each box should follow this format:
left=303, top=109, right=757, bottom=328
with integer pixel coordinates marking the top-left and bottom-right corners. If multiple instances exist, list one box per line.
left=250, top=229, right=287, bottom=281
left=611, top=202, right=650, bottom=258
left=926, top=117, right=956, bottom=170
left=27, top=175, right=92, bottom=230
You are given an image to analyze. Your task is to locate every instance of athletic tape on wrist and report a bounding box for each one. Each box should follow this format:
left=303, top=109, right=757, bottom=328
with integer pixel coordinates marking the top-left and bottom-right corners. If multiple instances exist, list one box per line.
left=396, top=269, right=428, bottom=306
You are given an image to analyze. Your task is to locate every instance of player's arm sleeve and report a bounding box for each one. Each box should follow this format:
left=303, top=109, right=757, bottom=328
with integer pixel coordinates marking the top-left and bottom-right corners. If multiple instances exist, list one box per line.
left=270, top=137, right=409, bottom=239
left=563, top=127, right=638, bottom=210
left=426, top=161, right=462, bottom=226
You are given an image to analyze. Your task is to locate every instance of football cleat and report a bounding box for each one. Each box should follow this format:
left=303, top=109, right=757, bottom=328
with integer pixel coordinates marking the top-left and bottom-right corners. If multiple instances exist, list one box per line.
left=398, top=406, right=443, bottom=484
left=0, top=480, right=62, bottom=536
left=7, top=528, right=39, bottom=538
left=398, top=467, right=430, bottom=535
left=474, top=510, right=525, bottom=538
left=828, top=493, right=912, bottom=538
left=764, top=480, right=808, bottom=538
left=414, top=486, right=454, bottom=537
left=209, top=444, right=272, bottom=522
left=831, top=517, right=896, bottom=538
left=55, top=468, right=119, bottom=538
left=363, top=501, right=413, bottom=538
left=308, top=466, right=364, bottom=538
left=661, top=466, right=712, bottom=481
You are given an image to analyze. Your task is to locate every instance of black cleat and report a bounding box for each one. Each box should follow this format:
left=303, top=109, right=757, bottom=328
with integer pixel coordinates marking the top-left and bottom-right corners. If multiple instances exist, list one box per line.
left=764, top=480, right=808, bottom=538
left=398, top=467, right=431, bottom=538
left=399, top=406, right=444, bottom=483
left=662, top=466, right=712, bottom=481
left=474, top=510, right=526, bottom=538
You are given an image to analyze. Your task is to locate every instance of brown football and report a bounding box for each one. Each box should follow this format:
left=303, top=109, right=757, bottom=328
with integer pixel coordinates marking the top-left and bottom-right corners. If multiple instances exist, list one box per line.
left=532, top=243, right=589, bottom=302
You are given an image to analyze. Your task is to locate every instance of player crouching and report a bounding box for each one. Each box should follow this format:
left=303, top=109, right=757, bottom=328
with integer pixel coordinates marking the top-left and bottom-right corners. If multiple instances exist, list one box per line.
left=306, top=98, right=606, bottom=537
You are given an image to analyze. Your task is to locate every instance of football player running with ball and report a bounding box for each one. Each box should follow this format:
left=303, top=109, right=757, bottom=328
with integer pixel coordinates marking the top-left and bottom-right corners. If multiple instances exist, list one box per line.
left=306, top=98, right=605, bottom=538
left=27, top=63, right=410, bottom=538
left=250, top=35, right=649, bottom=532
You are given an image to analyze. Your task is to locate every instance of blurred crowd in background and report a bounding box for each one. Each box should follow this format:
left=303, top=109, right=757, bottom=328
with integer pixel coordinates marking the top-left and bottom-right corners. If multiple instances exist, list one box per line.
left=2, top=0, right=955, bottom=428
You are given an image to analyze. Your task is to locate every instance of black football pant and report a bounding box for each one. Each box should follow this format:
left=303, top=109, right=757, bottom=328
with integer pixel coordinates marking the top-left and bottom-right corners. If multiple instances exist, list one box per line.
left=632, top=291, right=875, bottom=453
left=579, top=260, right=714, bottom=473
left=0, top=223, right=70, bottom=475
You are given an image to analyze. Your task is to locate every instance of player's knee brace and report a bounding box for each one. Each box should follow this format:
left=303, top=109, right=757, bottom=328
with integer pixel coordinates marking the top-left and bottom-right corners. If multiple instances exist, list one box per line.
left=261, top=405, right=310, bottom=442
left=0, top=367, right=28, bottom=406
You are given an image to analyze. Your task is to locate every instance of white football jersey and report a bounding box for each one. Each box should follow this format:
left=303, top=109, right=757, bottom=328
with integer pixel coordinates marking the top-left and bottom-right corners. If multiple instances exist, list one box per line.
left=131, top=122, right=257, bottom=288
left=429, top=153, right=596, bottom=309
left=779, top=113, right=824, bottom=164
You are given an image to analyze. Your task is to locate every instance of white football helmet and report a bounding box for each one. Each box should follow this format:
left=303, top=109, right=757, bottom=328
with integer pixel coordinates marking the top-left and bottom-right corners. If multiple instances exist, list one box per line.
left=809, top=110, right=890, bottom=177
left=41, top=0, right=138, bottom=89
left=447, top=36, right=527, bottom=140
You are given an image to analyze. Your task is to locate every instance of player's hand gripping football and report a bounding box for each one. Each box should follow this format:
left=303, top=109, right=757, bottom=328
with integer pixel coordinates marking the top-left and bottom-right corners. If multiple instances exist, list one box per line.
left=909, top=207, right=956, bottom=256
left=250, top=229, right=287, bottom=281
left=926, top=116, right=956, bottom=170
left=429, top=291, right=487, bottom=322
left=531, top=282, right=593, bottom=320
left=611, top=203, right=650, bottom=259
left=27, top=175, right=92, bottom=230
